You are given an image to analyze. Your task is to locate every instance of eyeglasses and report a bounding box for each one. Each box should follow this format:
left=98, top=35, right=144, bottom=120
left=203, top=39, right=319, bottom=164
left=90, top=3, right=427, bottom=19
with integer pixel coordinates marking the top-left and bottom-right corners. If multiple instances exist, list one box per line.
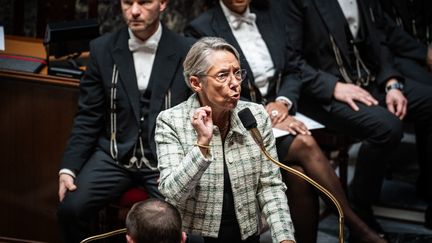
left=198, top=69, right=247, bottom=84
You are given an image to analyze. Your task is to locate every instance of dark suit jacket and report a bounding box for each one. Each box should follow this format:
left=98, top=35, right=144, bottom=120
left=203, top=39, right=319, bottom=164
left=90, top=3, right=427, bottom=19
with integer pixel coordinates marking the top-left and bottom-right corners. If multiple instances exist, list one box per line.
left=372, top=0, right=428, bottom=64
left=61, top=26, right=194, bottom=172
left=281, top=0, right=404, bottom=105
left=184, top=2, right=302, bottom=114
left=379, top=0, right=432, bottom=47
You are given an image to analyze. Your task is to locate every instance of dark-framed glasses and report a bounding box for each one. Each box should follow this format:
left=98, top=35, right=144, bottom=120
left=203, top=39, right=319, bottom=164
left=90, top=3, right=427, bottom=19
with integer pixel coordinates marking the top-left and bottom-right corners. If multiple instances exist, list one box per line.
left=199, top=69, right=247, bottom=84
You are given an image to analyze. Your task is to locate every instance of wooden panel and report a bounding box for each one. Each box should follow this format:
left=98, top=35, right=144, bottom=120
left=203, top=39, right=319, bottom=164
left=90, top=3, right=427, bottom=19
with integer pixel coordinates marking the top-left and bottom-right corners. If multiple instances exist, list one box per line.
left=0, top=71, right=79, bottom=242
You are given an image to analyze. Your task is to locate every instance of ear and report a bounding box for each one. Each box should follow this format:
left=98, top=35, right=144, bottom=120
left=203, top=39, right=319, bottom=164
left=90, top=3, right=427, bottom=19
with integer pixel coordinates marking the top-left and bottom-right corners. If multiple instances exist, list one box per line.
left=181, top=232, right=187, bottom=243
left=160, top=0, right=168, bottom=12
left=126, top=234, right=134, bottom=243
left=189, top=76, right=202, bottom=93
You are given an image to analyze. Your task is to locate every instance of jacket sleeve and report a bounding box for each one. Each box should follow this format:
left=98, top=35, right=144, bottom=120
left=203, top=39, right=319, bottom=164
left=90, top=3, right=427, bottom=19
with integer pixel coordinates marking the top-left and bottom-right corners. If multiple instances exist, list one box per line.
left=283, top=0, right=339, bottom=103
left=365, top=1, right=405, bottom=87
left=61, top=40, right=107, bottom=172
left=373, top=3, right=428, bottom=64
left=155, top=109, right=213, bottom=204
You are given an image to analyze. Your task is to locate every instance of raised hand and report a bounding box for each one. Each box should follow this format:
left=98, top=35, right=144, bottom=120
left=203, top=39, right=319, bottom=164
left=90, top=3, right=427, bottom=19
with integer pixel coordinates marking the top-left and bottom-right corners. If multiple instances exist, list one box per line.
left=191, top=106, right=213, bottom=147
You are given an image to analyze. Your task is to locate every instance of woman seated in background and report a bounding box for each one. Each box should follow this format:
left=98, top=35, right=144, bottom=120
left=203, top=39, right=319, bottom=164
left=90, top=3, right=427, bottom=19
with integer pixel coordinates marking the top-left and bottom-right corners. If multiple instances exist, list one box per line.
left=155, top=37, right=295, bottom=243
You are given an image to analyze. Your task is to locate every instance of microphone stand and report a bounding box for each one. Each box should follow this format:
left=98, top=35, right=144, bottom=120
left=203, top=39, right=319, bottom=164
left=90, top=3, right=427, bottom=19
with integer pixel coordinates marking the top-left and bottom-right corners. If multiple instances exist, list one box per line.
left=80, top=228, right=127, bottom=243
left=252, top=129, right=344, bottom=243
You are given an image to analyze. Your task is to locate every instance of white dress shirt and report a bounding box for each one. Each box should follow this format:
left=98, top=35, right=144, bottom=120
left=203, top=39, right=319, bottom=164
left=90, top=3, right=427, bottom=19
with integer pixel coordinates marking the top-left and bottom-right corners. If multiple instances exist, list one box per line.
left=220, top=0, right=275, bottom=96
left=128, top=23, right=162, bottom=93
left=337, top=0, right=360, bottom=38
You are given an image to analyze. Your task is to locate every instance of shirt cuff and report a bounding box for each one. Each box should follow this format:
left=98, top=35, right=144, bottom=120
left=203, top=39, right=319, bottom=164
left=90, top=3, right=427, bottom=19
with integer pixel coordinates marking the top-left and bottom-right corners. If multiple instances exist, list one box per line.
left=59, top=168, right=76, bottom=178
left=275, top=96, right=293, bottom=110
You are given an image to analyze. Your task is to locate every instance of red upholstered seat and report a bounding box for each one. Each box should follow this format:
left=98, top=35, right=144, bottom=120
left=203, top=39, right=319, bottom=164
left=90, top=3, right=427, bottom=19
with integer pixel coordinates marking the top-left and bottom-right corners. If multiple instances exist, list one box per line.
left=97, top=187, right=149, bottom=234
left=116, top=187, right=149, bottom=207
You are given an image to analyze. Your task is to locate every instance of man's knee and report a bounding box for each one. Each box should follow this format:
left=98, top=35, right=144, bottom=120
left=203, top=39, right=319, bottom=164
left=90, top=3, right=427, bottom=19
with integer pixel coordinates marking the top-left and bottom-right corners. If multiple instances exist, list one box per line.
left=367, top=115, right=403, bottom=147
left=57, top=196, right=88, bottom=223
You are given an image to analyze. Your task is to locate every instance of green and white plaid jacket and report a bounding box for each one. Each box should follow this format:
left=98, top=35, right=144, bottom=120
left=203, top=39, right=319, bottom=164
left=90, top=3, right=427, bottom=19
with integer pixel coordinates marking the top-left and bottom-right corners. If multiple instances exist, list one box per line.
left=155, top=94, right=295, bottom=243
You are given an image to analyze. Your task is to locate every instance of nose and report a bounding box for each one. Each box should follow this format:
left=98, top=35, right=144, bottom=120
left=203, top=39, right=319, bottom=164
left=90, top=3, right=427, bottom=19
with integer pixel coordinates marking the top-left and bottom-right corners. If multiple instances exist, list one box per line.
left=228, top=75, right=241, bottom=89
left=131, top=2, right=141, bottom=17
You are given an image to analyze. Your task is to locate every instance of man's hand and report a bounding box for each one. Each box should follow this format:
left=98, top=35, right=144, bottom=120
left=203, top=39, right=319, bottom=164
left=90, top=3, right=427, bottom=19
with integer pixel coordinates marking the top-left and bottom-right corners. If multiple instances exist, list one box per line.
left=59, top=173, right=77, bottom=202
left=333, top=82, right=378, bottom=111
left=427, top=46, right=432, bottom=71
left=386, top=89, right=407, bottom=120
left=265, top=101, right=289, bottom=125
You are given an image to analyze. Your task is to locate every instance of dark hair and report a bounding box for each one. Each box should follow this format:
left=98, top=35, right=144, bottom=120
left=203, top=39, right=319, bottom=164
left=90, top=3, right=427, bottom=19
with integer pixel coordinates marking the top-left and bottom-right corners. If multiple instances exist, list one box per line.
left=126, top=198, right=182, bottom=243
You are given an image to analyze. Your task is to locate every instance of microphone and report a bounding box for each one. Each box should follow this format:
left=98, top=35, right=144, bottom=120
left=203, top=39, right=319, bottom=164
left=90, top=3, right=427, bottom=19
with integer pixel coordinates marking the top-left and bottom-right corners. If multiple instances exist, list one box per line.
left=238, top=108, right=265, bottom=150
left=238, top=108, right=345, bottom=243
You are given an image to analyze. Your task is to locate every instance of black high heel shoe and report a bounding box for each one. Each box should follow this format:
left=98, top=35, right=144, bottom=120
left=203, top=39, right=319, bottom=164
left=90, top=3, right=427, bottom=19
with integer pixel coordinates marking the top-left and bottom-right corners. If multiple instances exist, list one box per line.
left=350, top=203, right=391, bottom=242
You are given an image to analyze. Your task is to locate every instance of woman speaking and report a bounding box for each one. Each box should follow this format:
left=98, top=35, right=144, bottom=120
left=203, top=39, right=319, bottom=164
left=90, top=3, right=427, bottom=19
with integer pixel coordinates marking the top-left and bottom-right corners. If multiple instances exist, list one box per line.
left=155, top=37, right=295, bottom=243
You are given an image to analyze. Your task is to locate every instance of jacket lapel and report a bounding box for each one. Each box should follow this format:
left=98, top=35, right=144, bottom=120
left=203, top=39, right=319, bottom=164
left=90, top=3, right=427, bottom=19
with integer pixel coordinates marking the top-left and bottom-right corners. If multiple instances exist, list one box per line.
left=111, top=28, right=141, bottom=123
left=312, top=0, right=351, bottom=64
left=254, top=8, right=283, bottom=71
left=148, top=27, right=181, bottom=112
left=211, top=5, right=245, bottom=63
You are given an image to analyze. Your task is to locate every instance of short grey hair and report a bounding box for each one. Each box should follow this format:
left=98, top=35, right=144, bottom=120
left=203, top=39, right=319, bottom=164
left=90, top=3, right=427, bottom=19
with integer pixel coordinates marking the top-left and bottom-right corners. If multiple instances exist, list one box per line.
left=183, top=37, right=240, bottom=88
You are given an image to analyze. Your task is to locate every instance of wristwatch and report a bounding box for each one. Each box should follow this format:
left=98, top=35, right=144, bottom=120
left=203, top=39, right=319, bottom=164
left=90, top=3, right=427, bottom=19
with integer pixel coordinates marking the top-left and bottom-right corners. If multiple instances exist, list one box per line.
left=385, top=82, right=404, bottom=93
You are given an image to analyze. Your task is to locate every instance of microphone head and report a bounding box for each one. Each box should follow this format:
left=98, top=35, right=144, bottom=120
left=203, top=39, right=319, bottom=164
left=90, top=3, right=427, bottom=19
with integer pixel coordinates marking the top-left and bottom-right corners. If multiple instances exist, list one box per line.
left=238, top=108, right=257, bottom=130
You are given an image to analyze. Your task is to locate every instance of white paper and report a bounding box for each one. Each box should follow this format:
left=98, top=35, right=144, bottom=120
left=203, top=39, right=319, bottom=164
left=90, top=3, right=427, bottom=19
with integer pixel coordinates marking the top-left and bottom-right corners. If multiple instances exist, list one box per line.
left=0, top=26, right=4, bottom=51
left=272, top=112, right=325, bottom=138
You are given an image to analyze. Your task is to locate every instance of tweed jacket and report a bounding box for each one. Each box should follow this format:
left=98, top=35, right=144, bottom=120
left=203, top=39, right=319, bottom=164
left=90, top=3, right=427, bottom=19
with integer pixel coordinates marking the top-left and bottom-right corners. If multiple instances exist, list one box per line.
left=155, top=94, right=295, bottom=243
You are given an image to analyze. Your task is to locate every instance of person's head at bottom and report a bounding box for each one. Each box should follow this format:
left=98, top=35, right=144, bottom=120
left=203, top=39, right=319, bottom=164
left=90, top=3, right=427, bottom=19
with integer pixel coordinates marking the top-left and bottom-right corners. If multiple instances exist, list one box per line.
left=126, top=198, right=186, bottom=243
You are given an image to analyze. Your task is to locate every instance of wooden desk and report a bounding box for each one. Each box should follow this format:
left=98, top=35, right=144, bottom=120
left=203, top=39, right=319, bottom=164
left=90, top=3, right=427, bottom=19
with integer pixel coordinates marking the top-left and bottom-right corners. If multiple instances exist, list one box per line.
left=0, top=36, right=79, bottom=242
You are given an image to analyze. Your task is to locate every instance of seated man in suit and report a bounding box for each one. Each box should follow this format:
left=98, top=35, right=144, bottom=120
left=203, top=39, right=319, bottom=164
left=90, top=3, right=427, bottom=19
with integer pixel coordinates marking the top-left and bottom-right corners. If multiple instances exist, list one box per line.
left=57, top=0, right=194, bottom=242
left=280, top=0, right=432, bottom=238
left=126, top=198, right=186, bottom=243
left=379, top=0, right=431, bottom=46
left=184, top=0, right=385, bottom=242
left=370, top=0, right=432, bottom=228
left=376, top=0, right=432, bottom=85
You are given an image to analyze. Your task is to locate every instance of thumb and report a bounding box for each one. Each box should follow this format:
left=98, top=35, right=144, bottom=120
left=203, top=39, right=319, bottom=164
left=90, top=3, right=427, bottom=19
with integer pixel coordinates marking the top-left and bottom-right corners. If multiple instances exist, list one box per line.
left=65, top=180, right=77, bottom=191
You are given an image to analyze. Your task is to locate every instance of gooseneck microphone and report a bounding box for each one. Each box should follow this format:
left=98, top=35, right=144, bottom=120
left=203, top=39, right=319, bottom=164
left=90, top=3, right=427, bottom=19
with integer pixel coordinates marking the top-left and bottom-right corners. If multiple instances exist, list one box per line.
left=238, top=107, right=265, bottom=150
left=238, top=108, right=345, bottom=243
